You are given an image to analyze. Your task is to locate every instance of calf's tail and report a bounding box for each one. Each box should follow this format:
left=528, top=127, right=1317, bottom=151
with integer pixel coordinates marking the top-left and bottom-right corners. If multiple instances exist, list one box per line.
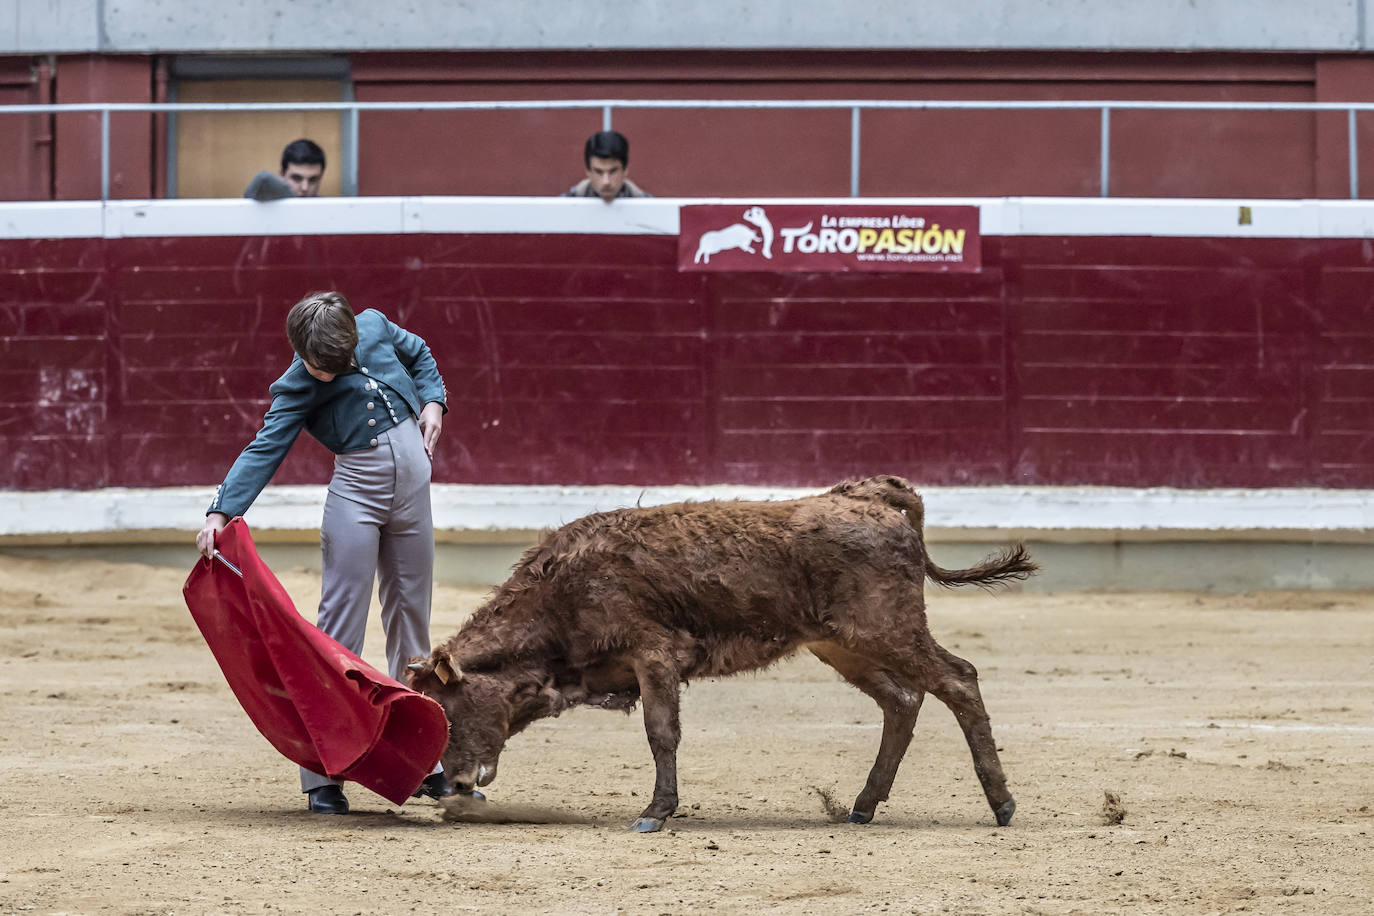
left=829, top=474, right=1039, bottom=591
left=924, top=542, right=1037, bottom=590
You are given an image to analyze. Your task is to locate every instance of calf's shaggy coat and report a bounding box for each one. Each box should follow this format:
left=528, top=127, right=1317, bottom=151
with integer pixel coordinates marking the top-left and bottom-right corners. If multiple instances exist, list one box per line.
left=408, top=476, right=1036, bottom=832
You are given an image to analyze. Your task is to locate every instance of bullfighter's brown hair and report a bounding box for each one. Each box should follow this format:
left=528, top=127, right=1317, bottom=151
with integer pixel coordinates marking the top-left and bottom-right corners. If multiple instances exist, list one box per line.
left=286, top=291, right=357, bottom=375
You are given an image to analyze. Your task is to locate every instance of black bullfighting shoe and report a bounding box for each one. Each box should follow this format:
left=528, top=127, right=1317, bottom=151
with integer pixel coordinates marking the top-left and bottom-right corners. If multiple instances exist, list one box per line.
left=306, top=784, right=349, bottom=814
left=411, top=772, right=452, bottom=799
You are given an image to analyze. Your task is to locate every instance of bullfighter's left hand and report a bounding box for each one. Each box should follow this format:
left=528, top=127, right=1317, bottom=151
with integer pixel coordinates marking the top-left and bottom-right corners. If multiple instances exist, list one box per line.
left=419, top=401, right=443, bottom=460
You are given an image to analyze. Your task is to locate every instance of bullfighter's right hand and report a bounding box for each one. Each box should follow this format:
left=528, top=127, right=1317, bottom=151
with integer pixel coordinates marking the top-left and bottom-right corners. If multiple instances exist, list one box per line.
left=197, top=512, right=230, bottom=559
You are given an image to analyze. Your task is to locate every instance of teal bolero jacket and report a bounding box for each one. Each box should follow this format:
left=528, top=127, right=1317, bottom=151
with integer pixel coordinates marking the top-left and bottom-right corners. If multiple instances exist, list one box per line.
left=208, top=309, right=447, bottom=519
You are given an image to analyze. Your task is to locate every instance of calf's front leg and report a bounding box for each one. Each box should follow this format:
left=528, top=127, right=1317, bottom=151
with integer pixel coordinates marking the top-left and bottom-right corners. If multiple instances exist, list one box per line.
left=630, top=653, right=682, bottom=833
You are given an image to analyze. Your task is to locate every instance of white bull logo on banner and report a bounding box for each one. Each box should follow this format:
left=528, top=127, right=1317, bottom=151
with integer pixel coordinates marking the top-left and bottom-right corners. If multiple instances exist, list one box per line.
left=693, top=206, right=775, bottom=264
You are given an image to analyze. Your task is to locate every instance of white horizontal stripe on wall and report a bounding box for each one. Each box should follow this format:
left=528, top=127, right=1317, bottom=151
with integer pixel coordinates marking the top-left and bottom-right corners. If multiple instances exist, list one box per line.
left=3, top=485, right=1371, bottom=542
left=6, top=197, right=1374, bottom=241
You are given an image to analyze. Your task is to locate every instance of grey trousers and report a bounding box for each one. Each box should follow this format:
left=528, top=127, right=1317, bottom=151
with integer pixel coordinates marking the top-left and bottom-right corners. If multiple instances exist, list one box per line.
left=301, top=416, right=437, bottom=793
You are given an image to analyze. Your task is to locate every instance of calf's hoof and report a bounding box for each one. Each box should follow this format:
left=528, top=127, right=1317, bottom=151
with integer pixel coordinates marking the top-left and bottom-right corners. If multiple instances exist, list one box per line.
left=994, top=798, right=1016, bottom=827
left=847, top=809, right=874, bottom=825
left=629, top=817, right=666, bottom=833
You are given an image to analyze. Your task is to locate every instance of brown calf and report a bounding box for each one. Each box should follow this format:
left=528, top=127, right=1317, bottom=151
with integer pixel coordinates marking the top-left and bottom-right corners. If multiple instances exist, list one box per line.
left=407, top=476, right=1036, bottom=832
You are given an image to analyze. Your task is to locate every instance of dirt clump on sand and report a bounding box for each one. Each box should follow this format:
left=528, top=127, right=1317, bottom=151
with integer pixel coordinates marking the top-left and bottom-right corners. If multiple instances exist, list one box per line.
left=810, top=785, right=852, bottom=824
left=1100, top=789, right=1127, bottom=825
left=2, top=554, right=1373, bottom=914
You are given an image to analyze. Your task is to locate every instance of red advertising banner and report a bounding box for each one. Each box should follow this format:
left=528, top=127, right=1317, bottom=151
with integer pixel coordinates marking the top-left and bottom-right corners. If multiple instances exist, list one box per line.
left=678, top=204, right=981, bottom=272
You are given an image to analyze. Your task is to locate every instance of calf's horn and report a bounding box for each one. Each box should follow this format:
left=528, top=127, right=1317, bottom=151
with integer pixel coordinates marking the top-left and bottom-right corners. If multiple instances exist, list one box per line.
left=406, top=662, right=425, bottom=673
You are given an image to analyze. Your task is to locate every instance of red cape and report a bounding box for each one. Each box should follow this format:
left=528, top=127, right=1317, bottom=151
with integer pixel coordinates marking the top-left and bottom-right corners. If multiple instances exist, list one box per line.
left=182, top=518, right=448, bottom=805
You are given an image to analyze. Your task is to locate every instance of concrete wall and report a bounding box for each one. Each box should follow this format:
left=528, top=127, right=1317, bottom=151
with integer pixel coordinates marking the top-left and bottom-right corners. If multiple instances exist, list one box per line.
left=4, top=0, right=1372, bottom=53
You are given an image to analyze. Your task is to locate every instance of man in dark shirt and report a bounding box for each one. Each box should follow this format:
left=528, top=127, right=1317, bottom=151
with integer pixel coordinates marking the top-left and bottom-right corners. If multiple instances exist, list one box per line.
left=244, top=138, right=327, bottom=201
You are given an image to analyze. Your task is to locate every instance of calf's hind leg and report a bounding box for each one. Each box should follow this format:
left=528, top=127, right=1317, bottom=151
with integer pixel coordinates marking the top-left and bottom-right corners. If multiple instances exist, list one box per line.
left=809, top=642, right=925, bottom=824
left=836, top=630, right=1015, bottom=827
left=916, top=642, right=1016, bottom=826
left=629, top=650, right=683, bottom=833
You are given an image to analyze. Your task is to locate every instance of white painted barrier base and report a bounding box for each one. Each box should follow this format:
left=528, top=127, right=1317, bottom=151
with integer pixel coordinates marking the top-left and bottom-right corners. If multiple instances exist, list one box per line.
left=2, top=484, right=1372, bottom=591
left=2, top=484, right=1371, bottom=543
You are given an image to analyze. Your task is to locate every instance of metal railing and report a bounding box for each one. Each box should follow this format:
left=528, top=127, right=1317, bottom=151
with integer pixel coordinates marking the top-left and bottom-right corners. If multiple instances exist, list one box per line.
left=4, top=98, right=1373, bottom=201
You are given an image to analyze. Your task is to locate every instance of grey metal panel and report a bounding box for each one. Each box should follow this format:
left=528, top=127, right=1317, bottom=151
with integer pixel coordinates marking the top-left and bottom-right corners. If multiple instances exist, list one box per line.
left=166, top=78, right=178, bottom=198
left=341, top=77, right=356, bottom=197
left=170, top=56, right=352, bottom=79
left=4, top=0, right=1369, bottom=53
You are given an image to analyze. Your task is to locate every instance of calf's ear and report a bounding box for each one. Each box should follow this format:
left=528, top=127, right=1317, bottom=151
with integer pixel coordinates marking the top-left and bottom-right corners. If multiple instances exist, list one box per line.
left=435, top=653, right=464, bottom=685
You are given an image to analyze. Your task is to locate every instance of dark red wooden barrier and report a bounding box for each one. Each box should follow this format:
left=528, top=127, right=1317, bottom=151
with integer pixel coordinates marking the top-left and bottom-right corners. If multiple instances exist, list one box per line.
left=3, top=231, right=1372, bottom=491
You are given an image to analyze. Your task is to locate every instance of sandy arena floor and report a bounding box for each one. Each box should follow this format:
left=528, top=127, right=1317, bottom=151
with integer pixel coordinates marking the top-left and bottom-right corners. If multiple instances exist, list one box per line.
left=0, top=551, right=1371, bottom=915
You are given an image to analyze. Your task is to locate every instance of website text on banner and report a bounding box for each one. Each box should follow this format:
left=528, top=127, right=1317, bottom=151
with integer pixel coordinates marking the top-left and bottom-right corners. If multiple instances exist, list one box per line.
left=679, top=205, right=980, bottom=273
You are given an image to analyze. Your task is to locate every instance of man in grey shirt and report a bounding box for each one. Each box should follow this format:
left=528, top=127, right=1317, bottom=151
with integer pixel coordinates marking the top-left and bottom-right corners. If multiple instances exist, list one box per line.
left=562, top=130, right=651, bottom=203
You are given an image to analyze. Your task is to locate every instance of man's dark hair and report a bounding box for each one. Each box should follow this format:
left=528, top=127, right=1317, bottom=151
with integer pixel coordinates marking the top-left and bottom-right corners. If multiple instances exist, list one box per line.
left=583, top=130, right=629, bottom=168
left=281, top=138, right=326, bottom=172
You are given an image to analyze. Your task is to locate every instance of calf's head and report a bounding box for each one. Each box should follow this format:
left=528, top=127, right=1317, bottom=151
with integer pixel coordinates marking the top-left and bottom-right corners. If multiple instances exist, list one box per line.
left=406, top=650, right=568, bottom=792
